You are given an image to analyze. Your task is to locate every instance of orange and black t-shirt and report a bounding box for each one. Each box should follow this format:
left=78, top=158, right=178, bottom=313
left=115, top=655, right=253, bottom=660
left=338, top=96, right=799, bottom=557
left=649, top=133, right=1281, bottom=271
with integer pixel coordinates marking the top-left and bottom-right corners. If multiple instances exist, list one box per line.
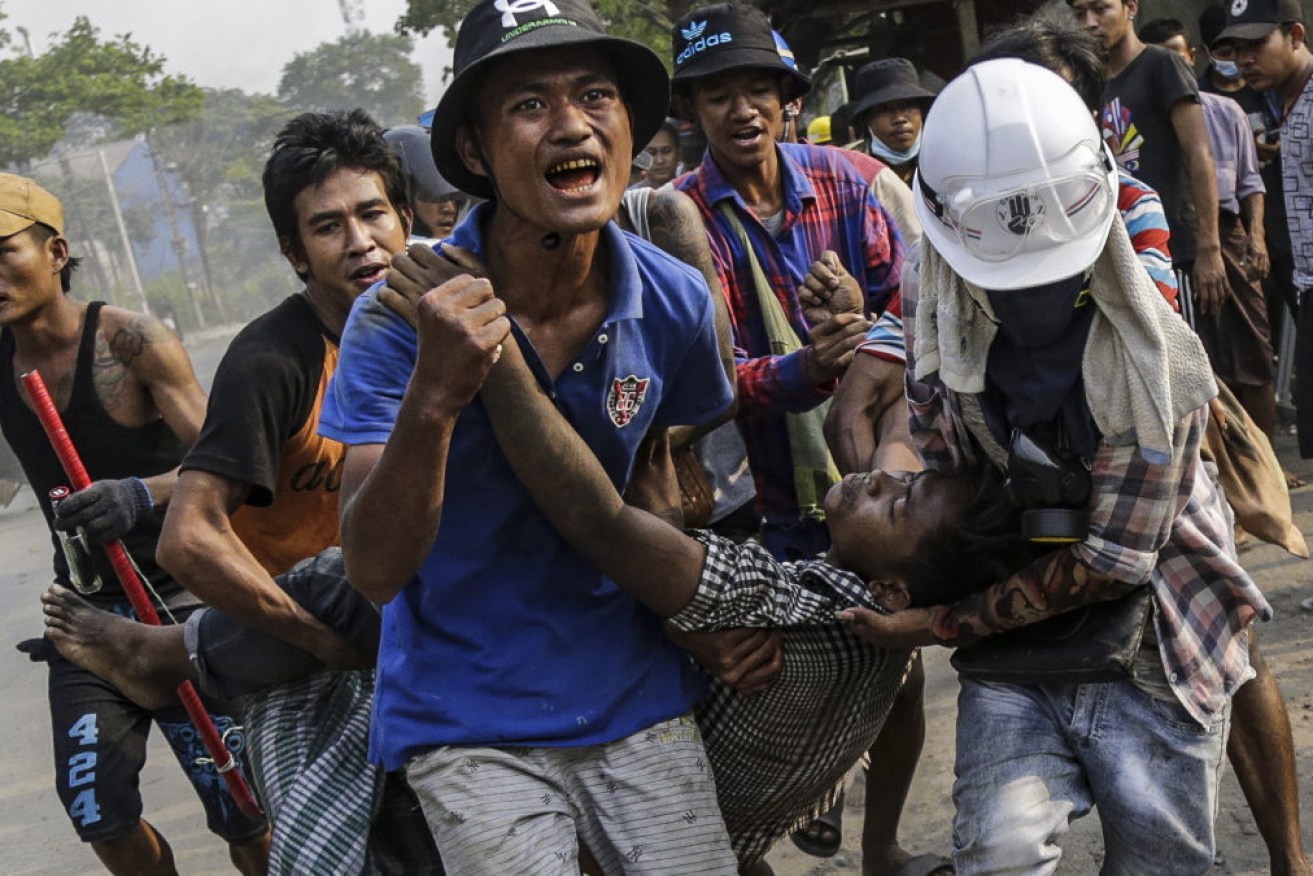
left=182, top=295, right=344, bottom=577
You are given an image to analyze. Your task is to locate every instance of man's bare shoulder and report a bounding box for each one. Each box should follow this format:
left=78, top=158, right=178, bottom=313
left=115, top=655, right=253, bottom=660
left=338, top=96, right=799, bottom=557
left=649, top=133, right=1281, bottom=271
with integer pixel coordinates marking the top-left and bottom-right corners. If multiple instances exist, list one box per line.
left=96, top=306, right=182, bottom=365
left=646, top=186, right=702, bottom=230
left=92, top=305, right=196, bottom=420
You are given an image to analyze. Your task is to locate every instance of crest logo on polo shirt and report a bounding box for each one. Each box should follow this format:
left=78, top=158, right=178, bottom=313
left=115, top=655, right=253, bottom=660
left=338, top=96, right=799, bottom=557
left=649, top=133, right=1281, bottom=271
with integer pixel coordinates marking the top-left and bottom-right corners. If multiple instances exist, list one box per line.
left=1230, top=0, right=1248, bottom=16
left=495, top=0, right=559, bottom=28
left=607, top=375, right=650, bottom=427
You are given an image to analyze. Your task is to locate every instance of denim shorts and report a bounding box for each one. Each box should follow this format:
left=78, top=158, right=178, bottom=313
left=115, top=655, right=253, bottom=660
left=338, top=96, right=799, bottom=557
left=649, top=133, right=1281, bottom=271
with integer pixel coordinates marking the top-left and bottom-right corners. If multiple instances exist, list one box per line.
left=951, top=676, right=1230, bottom=876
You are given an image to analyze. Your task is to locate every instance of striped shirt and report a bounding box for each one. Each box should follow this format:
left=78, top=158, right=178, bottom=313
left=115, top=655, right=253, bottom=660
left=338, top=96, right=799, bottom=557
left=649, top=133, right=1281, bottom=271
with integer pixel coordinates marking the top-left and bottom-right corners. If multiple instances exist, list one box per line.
left=675, top=142, right=903, bottom=526
left=672, top=532, right=911, bottom=864
left=860, top=171, right=1178, bottom=363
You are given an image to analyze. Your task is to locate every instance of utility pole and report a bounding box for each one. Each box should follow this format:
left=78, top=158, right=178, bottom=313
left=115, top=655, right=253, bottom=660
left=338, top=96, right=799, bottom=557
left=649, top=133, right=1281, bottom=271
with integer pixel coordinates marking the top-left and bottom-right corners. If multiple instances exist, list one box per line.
left=146, top=138, right=205, bottom=328
left=97, top=149, right=151, bottom=316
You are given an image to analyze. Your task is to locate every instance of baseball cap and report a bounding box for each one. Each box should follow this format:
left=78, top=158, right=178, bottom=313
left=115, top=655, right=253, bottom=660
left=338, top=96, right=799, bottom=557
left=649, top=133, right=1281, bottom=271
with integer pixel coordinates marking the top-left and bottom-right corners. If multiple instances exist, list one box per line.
left=0, top=173, right=64, bottom=238
left=429, top=0, right=669, bottom=200
left=1218, top=0, right=1303, bottom=41
left=670, top=4, right=811, bottom=100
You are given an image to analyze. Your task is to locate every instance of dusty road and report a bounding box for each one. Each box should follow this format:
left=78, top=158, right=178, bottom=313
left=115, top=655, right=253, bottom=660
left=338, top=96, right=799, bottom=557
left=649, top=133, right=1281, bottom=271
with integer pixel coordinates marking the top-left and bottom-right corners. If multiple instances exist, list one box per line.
left=1, top=323, right=1310, bottom=873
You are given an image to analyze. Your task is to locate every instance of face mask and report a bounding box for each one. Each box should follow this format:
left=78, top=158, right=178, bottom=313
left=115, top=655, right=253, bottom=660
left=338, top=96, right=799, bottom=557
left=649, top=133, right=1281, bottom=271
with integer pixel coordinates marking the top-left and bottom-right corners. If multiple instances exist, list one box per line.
left=868, top=127, right=921, bottom=166
left=1213, top=58, right=1241, bottom=81
left=986, top=271, right=1089, bottom=349
left=982, top=271, right=1099, bottom=454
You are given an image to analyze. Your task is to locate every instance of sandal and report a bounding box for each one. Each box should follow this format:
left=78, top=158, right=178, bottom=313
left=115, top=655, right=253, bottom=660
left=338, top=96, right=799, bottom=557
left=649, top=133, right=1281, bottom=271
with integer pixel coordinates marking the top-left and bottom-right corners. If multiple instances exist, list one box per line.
left=790, top=789, right=844, bottom=858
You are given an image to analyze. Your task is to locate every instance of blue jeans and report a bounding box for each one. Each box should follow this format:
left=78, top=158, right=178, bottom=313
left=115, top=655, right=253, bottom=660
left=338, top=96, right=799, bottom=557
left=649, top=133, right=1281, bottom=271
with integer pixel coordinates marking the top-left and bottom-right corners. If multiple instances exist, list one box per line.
left=952, top=676, right=1230, bottom=876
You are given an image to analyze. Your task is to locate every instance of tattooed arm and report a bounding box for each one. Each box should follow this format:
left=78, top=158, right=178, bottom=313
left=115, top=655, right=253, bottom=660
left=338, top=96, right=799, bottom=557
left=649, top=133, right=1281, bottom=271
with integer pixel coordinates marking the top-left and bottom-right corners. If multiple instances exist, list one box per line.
left=928, top=410, right=1206, bottom=645
left=637, top=189, right=737, bottom=448
left=94, top=307, right=207, bottom=508
left=842, top=409, right=1207, bottom=649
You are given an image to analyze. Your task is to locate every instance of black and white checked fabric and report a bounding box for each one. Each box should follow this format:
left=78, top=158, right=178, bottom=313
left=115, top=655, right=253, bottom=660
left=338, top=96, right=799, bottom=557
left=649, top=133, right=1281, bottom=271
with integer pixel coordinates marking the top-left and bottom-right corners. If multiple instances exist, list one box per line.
left=245, top=669, right=440, bottom=874
left=678, top=533, right=913, bottom=865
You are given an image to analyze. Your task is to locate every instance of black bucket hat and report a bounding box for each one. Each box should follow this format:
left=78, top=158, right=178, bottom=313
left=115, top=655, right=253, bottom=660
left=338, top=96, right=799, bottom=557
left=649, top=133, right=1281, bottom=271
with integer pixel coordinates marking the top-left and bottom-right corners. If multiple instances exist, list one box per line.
left=670, top=4, right=811, bottom=101
left=430, top=0, right=670, bottom=200
left=848, top=58, right=936, bottom=127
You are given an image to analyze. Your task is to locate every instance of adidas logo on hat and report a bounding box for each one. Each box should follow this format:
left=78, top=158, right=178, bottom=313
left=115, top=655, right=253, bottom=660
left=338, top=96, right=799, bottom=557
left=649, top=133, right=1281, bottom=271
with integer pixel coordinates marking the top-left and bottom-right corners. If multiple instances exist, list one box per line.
left=676, top=19, right=733, bottom=66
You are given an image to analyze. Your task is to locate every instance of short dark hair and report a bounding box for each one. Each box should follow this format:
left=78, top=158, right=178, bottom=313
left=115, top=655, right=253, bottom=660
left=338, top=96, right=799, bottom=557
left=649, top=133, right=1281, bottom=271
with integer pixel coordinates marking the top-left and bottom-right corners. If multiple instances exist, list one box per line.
left=26, top=223, right=80, bottom=293
left=973, top=5, right=1108, bottom=112
left=654, top=118, right=680, bottom=144
left=1138, top=17, right=1189, bottom=47
left=894, top=468, right=1043, bottom=608
left=261, top=109, right=407, bottom=274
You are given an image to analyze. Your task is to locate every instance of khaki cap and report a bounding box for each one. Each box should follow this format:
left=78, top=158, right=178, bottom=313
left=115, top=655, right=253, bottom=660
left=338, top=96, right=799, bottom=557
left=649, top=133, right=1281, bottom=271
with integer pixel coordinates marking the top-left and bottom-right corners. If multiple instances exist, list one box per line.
left=0, top=173, right=64, bottom=238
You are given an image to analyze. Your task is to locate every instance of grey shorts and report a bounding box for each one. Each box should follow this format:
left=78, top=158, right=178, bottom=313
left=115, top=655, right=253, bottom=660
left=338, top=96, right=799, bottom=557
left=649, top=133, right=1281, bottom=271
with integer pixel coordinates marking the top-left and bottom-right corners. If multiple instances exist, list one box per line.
left=405, top=713, right=737, bottom=875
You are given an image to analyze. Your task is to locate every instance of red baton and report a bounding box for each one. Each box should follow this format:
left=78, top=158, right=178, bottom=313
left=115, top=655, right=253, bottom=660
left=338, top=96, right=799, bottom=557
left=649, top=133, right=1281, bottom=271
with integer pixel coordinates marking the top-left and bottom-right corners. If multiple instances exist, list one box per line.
left=21, top=370, right=264, bottom=820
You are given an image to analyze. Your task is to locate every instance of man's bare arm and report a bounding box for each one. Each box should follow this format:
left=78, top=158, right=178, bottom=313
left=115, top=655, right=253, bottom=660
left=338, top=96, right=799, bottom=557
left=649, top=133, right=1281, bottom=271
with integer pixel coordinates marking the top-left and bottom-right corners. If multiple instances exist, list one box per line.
left=644, top=189, right=738, bottom=447
left=338, top=276, right=509, bottom=604
left=928, top=549, right=1139, bottom=646
left=102, top=309, right=208, bottom=507
left=480, top=335, right=707, bottom=619
left=1240, top=191, right=1269, bottom=280
left=1172, top=100, right=1228, bottom=315
left=825, top=353, right=919, bottom=475
left=158, top=470, right=366, bottom=667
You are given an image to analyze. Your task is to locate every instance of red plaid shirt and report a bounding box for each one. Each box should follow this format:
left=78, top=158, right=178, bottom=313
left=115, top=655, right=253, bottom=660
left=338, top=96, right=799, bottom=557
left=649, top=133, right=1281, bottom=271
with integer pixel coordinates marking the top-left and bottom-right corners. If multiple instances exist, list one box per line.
left=675, top=142, right=903, bottom=526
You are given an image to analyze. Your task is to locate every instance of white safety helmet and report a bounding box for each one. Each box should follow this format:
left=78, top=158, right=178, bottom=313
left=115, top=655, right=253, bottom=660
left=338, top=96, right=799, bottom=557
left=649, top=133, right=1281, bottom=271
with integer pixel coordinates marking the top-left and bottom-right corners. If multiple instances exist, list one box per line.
left=913, top=58, right=1118, bottom=290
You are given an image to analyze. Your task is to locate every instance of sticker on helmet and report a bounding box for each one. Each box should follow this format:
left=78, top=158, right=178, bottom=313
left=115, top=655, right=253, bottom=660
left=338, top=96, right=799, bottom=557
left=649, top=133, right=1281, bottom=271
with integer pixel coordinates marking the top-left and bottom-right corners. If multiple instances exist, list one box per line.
left=997, top=193, right=1046, bottom=236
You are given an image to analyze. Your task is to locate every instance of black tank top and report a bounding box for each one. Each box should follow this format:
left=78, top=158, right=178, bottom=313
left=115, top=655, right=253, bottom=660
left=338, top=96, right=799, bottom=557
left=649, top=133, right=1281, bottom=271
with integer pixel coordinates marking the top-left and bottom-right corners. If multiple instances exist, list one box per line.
left=0, top=302, right=195, bottom=611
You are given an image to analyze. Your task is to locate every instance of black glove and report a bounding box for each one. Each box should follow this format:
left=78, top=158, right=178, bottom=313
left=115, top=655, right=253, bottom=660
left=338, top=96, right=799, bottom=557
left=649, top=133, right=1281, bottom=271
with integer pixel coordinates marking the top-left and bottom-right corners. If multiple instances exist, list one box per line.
left=52, top=477, right=153, bottom=545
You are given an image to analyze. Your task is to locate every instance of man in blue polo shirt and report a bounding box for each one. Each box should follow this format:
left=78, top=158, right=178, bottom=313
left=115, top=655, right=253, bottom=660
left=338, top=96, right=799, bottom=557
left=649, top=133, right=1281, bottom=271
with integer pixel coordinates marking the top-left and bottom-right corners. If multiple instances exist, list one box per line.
left=317, top=0, right=737, bottom=872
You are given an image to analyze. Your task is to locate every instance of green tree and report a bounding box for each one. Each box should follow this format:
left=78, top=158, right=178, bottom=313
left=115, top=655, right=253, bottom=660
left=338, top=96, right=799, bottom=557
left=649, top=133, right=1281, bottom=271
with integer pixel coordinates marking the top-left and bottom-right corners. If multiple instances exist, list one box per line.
left=277, top=31, right=425, bottom=126
left=395, top=0, right=678, bottom=71
left=151, top=88, right=297, bottom=321
left=0, top=16, right=202, bottom=167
